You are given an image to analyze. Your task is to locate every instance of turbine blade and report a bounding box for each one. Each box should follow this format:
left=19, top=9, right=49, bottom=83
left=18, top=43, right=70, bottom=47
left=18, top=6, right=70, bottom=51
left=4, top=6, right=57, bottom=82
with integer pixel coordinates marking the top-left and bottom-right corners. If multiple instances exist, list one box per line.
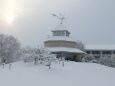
left=60, top=13, right=63, bottom=17
left=52, top=14, right=56, bottom=16
left=63, top=14, right=65, bottom=18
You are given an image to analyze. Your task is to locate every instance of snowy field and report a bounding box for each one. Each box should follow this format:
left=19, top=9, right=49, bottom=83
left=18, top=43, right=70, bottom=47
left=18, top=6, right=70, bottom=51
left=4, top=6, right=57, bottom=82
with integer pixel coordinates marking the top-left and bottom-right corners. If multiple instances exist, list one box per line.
left=0, top=61, right=115, bottom=86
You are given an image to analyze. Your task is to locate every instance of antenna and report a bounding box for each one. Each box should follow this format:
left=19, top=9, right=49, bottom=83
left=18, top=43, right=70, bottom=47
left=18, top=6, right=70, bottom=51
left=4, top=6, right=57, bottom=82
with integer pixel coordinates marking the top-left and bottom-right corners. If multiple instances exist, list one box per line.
left=52, top=13, right=67, bottom=24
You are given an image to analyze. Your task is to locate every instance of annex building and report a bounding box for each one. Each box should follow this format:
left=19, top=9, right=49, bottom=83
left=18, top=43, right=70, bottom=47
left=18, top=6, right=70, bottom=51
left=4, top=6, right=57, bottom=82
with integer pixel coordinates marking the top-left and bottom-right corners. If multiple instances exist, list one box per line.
left=85, top=45, right=115, bottom=59
left=44, top=24, right=85, bottom=62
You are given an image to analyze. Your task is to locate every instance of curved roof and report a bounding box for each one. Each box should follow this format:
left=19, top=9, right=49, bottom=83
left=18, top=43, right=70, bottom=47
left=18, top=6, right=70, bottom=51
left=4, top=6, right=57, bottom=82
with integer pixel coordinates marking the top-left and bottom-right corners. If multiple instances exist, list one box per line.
left=46, top=47, right=85, bottom=54
left=44, top=36, right=77, bottom=43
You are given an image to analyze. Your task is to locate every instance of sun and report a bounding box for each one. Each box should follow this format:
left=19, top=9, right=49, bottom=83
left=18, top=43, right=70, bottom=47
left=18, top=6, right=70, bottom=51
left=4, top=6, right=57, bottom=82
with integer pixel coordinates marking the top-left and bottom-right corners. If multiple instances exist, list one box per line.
left=6, top=15, right=14, bottom=23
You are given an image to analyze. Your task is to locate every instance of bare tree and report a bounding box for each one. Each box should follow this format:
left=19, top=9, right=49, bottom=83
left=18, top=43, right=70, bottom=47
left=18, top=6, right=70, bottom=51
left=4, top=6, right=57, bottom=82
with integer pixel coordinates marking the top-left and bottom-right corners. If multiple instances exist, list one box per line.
left=76, top=40, right=85, bottom=51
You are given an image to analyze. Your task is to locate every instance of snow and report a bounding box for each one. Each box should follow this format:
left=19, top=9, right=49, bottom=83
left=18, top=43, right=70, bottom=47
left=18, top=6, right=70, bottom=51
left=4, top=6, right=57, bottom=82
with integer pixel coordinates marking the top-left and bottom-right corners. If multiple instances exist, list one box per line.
left=52, top=24, right=70, bottom=33
left=86, top=44, right=115, bottom=50
left=44, top=36, right=77, bottom=42
left=46, top=47, right=85, bottom=53
left=0, top=61, right=115, bottom=86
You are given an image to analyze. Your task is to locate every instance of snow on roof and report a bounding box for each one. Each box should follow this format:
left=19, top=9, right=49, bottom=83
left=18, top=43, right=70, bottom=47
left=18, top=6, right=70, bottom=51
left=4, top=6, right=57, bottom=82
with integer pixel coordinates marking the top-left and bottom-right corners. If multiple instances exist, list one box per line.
left=44, top=36, right=77, bottom=43
left=46, top=47, right=85, bottom=53
left=52, top=24, right=70, bottom=33
left=85, top=45, right=115, bottom=50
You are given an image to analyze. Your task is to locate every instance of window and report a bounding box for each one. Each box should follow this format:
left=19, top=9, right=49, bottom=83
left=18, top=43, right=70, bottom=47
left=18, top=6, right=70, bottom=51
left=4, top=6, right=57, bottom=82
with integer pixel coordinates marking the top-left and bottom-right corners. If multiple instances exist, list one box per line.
left=92, top=51, right=100, bottom=54
left=102, top=51, right=111, bottom=54
left=53, top=31, right=65, bottom=36
left=86, top=51, right=90, bottom=54
left=95, top=56, right=100, bottom=58
left=60, top=31, right=64, bottom=36
left=53, top=32, right=57, bottom=36
left=113, top=51, right=115, bottom=54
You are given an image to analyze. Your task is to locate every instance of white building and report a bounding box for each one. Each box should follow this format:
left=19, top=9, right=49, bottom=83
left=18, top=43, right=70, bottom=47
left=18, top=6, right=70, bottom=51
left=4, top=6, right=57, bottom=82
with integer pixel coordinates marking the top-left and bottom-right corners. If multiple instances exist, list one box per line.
left=85, top=45, right=115, bottom=59
left=44, top=24, right=85, bottom=61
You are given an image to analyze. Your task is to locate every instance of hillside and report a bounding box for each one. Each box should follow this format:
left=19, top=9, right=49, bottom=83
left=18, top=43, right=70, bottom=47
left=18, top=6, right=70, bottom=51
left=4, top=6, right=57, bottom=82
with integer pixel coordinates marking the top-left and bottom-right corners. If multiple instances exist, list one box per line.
left=0, top=61, right=115, bottom=86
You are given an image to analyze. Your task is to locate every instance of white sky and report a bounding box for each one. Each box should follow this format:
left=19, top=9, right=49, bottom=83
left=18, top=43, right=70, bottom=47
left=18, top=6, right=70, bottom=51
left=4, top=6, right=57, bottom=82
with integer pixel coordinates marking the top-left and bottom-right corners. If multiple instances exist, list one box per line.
left=0, top=0, right=115, bottom=47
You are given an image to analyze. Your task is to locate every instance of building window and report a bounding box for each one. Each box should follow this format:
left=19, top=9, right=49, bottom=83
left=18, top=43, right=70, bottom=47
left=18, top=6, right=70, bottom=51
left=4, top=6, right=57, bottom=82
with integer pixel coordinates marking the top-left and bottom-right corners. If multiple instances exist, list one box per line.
left=60, top=31, right=64, bottom=36
left=53, top=31, right=65, bottom=36
left=92, top=51, right=100, bottom=54
left=86, top=51, right=90, bottom=54
left=52, top=52, right=56, bottom=54
left=114, top=51, right=115, bottom=54
left=95, top=56, right=100, bottom=58
left=102, top=51, right=111, bottom=54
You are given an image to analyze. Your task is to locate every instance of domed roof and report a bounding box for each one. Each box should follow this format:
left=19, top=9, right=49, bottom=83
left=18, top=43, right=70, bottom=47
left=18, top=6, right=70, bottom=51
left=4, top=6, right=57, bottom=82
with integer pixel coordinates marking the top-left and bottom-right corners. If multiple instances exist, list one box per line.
left=44, top=36, right=77, bottom=43
left=52, top=24, right=70, bottom=34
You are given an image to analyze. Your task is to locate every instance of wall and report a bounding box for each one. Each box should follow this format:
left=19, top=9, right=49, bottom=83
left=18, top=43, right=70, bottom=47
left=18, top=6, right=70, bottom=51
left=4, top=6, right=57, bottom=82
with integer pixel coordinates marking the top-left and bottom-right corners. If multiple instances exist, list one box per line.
left=45, top=41, right=76, bottom=48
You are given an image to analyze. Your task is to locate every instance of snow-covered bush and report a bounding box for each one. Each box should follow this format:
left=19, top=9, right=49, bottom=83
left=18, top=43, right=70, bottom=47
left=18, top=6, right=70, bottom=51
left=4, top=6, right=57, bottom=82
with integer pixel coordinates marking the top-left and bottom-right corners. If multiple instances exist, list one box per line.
left=21, top=46, right=57, bottom=66
left=37, top=47, right=57, bottom=65
left=98, top=56, right=115, bottom=67
left=21, top=46, right=39, bottom=63
left=82, top=54, right=95, bottom=62
left=0, top=34, right=21, bottom=63
left=82, top=54, right=115, bottom=68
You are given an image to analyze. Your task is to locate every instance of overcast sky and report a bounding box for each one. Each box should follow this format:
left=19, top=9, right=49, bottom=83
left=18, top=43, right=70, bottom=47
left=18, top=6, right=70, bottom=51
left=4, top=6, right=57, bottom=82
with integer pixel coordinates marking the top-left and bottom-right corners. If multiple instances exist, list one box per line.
left=0, top=0, right=115, bottom=47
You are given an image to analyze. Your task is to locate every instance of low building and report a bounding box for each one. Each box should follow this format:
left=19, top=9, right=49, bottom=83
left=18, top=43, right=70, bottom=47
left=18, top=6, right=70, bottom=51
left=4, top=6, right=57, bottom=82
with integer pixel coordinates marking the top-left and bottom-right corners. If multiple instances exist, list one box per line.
left=85, top=45, right=115, bottom=59
left=44, top=24, right=85, bottom=62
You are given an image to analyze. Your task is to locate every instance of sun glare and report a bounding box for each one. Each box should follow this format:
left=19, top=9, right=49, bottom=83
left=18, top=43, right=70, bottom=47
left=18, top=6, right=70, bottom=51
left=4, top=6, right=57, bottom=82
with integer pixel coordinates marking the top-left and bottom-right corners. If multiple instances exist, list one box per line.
left=6, top=15, right=14, bottom=23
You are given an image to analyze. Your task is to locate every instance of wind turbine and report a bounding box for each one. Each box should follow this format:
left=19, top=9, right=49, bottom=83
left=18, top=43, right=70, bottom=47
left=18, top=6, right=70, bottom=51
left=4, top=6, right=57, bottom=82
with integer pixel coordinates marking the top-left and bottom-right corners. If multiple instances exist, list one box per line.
left=52, top=13, right=67, bottom=24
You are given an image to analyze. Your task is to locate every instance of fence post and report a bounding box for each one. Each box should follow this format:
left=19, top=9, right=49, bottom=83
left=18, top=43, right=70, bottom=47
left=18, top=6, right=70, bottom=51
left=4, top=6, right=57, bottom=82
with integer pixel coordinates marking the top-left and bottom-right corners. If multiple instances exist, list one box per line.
left=3, top=63, right=5, bottom=69
left=49, top=62, right=51, bottom=69
left=62, top=62, right=64, bottom=67
left=9, top=64, right=11, bottom=69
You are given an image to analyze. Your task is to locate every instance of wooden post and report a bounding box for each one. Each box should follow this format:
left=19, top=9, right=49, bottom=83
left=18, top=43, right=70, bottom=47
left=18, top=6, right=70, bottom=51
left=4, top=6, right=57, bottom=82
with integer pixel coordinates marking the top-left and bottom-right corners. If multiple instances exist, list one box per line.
left=62, top=62, right=64, bottom=67
left=34, top=58, right=37, bottom=65
left=9, top=64, right=11, bottom=69
left=3, top=63, right=4, bottom=69
left=48, top=62, right=51, bottom=69
left=49, top=65, right=50, bottom=69
left=25, top=60, right=26, bottom=63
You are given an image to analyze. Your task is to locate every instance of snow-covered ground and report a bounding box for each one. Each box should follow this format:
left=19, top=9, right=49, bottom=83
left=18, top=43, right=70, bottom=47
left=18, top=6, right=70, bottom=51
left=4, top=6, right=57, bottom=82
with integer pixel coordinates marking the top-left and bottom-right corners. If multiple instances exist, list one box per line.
left=0, top=61, right=115, bottom=86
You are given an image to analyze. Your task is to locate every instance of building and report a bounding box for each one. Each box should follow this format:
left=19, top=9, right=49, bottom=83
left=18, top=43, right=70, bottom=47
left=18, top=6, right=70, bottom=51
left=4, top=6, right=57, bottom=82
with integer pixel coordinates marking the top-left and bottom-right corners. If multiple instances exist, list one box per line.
left=85, top=45, right=115, bottom=59
left=44, top=24, right=85, bottom=62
